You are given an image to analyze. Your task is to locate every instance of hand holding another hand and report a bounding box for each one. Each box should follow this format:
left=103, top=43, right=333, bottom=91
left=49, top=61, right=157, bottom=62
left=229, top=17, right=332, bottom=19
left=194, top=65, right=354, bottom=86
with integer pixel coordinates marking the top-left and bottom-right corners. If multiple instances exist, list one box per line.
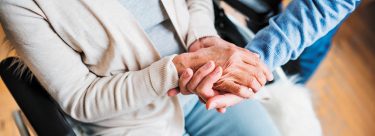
left=170, top=37, right=273, bottom=113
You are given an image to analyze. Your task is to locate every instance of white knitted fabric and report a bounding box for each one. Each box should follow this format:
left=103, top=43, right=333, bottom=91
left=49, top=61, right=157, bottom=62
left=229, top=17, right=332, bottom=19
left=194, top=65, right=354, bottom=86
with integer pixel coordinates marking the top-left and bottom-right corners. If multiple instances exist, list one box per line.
left=256, top=78, right=322, bottom=136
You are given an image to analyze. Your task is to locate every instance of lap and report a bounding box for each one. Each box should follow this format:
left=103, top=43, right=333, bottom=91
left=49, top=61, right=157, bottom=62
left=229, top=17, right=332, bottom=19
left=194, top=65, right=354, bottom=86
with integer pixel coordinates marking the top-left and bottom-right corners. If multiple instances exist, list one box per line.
left=184, top=99, right=280, bottom=136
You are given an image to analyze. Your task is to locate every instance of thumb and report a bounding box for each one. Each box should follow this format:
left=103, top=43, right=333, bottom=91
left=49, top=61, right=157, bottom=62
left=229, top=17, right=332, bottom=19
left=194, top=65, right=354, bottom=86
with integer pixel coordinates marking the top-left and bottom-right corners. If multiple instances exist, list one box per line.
left=167, top=88, right=180, bottom=96
left=206, top=93, right=244, bottom=109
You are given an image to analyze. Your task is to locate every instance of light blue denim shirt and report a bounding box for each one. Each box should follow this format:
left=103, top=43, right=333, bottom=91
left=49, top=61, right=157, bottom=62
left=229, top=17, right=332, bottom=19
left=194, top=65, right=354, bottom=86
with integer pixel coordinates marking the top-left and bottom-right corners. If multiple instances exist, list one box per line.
left=246, top=0, right=361, bottom=70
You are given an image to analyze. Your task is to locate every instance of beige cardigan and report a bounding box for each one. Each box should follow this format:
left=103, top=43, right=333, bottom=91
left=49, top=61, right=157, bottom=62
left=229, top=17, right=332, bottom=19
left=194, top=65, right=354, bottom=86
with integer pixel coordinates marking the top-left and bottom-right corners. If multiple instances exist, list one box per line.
left=0, top=0, right=218, bottom=135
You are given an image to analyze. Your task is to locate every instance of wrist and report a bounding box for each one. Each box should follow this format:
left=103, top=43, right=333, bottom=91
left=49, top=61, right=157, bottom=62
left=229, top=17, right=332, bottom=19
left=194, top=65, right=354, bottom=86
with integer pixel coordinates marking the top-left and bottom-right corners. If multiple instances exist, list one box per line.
left=188, top=36, right=218, bottom=52
left=173, top=53, right=191, bottom=75
left=173, top=52, right=207, bottom=75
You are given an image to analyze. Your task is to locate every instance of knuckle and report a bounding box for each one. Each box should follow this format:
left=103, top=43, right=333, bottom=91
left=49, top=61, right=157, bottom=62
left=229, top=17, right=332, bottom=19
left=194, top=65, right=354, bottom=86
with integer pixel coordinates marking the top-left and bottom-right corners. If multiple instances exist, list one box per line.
left=186, top=83, right=194, bottom=92
left=250, top=71, right=259, bottom=77
left=255, top=71, right=263, bottom=79
left=248, top=77, right=256, bottom=83
left=233, top=85, right=241, bottom=94
left=247, top=77, right=257, bottom=87
left=195, top=70, right=202, bottom=76
left=252, top=84, right=261, bottom=92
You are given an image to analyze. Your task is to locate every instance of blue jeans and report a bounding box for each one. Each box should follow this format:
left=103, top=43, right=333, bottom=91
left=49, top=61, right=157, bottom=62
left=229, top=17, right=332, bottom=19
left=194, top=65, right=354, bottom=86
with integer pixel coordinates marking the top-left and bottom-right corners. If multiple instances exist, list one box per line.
left=182, top=97, right=280, bottom=136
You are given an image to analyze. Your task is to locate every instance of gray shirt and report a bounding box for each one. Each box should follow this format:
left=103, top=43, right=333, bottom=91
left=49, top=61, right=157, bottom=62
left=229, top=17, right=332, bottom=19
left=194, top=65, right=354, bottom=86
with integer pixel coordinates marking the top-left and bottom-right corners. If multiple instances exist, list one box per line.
left=119, top=0, right=185, bottom=57
left=120, top=0, right=198, bottom=116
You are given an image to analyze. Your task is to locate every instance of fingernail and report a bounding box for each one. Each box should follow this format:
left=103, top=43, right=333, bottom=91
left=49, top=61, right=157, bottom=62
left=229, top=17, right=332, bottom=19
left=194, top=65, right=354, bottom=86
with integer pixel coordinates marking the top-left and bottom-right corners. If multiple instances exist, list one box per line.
left=182, top=71, right=189, bottom=78
left=204, top=90, right=215, bottom=98
left=208, top=102, right=217, bottom=110
left=220, top=108, right=227, bottom=114
left=168, top=91, right=178, bottom=96
left=215, top=66, right=222, bottom=74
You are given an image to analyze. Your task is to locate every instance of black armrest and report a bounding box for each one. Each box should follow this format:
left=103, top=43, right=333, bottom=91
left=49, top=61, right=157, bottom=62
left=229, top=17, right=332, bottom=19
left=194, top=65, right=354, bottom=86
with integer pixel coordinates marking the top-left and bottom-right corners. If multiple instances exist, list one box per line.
left=0, top=57, right=76, bottom=136
left=222, top=0, right=282, bottom=32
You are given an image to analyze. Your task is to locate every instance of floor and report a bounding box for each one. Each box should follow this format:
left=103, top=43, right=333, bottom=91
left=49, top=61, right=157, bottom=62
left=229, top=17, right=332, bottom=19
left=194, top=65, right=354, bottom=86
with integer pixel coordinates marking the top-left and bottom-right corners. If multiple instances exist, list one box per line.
left=307, top=1, right=375, bottom=135
left=0, top=17, right=21, bottom=135
left=0, top=1, right=375, bottom=136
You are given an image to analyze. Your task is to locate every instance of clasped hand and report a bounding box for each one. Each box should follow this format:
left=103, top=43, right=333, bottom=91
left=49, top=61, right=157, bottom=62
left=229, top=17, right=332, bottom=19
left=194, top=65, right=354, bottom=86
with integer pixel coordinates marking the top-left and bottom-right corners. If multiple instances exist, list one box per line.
left=170, top=37, right=273, bottom=113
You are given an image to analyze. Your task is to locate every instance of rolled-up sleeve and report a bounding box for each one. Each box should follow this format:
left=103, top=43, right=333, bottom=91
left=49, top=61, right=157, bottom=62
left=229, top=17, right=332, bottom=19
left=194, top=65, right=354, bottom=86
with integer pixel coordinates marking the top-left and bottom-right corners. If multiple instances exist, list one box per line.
left=246, top=0, right=361, bottom=70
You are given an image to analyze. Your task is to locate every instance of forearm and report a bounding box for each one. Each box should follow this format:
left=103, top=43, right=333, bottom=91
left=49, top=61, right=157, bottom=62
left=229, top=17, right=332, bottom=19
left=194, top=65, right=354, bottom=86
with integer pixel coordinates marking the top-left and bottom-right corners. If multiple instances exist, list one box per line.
left=0, top=1, right=181, bottom=122
left=245, top=0, right=361, bottom=70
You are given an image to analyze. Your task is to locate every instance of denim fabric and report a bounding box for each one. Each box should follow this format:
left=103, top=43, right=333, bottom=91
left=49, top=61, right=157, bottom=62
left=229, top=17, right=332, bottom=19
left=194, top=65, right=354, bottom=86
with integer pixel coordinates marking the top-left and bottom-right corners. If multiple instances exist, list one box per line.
left=283, top=26, right=339, bottom=84
left=246, top=0, right=361, bottom=70
left=183, top=99, right=280, bottom=136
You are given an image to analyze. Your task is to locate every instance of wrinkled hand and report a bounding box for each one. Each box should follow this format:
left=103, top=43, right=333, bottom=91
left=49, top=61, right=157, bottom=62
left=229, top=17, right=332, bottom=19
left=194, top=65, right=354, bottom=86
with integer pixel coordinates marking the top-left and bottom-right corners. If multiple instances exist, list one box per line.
left=168, top=61, right=251, bottom=113
left=169, top=37, right=273, bottom=112
left=168, top=61, right=228, bottom=113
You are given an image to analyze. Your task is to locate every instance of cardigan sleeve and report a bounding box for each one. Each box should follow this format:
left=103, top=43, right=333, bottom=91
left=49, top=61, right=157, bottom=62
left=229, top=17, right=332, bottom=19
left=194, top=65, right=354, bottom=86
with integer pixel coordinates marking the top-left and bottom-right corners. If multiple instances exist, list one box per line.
left=186, top=0, right=219, bottom=47
left=0, top=0, right=179, bottom=123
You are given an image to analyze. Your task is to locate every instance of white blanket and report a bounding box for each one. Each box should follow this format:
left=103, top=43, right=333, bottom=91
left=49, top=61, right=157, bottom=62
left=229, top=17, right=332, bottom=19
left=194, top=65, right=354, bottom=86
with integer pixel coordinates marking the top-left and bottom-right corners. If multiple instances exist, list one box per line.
left=256, top=79, right=322, bottom=136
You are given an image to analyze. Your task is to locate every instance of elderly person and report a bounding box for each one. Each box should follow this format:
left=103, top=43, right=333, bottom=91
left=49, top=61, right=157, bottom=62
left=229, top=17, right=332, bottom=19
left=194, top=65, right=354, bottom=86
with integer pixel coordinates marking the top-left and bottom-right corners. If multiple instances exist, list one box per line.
left=0, top=0, right=276, bottom=135
left=0, top=0, right=360, bottom=135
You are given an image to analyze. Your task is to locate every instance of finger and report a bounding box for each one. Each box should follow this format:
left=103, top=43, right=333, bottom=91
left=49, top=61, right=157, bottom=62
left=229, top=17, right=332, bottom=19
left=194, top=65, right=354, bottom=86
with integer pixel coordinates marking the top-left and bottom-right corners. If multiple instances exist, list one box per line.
left=198, top=96, right=206, bottom=104
left=247, top=77, right=262, bottom=93
left=206, top=93, right=244, bottom=109
left=237, top=64, right=267, bottom=87
left=187, top=61, right=215, bottom=93
left=179, top=68, right=194, bottom=95
left=200, top=89, right=221, bottom=103
left=241, top=52, right=260, bottom=66
left=259, top=61, right=274, bottom=81
left=196, top=66, right=222, bottom=101
left=216, top=108, right=227, bottom=113
left=167, top=88, right=180, bottom=96
left=254, top=70, right=267, bottom=87
left=214, top=80, right=253, bottom=99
